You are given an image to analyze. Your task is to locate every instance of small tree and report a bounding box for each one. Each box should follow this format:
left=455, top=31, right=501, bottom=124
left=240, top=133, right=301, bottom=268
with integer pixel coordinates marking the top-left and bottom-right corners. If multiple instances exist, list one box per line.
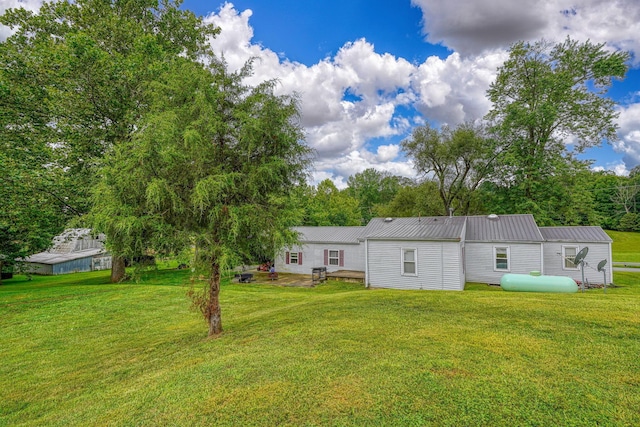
left=93, top=58, right=311, bottom=336
left=401, top=122, right=499, bottom=216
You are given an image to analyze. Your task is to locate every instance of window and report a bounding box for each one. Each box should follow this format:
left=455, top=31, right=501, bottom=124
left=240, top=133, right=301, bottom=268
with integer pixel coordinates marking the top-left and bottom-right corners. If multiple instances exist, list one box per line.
left=324, top=249, right=344, bottom=267
left=402, top=248, right=417, bottom=276
left=494, top=247, right=510, bottom=271
left=286, top=251, right=302, bottom=265
left=562, top=246, right=579, bottom=269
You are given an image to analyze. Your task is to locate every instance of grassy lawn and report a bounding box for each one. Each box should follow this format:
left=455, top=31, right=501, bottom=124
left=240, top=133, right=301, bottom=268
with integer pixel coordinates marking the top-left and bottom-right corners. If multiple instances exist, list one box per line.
left=606, top=230, right=640, bottom=262
left=1, top=267, right=639, bottom=426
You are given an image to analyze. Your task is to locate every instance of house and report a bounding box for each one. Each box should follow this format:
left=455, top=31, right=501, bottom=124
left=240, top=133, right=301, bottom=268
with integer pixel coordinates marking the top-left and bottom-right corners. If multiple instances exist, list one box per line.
left=22, top=229, right=112, bottom=275
left=276, top=214, right=613, bottom=290
left=274, top=226, right=366, bottom=274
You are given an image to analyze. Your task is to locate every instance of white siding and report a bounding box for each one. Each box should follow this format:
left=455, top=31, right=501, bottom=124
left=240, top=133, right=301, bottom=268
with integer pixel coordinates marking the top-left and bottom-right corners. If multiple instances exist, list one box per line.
left=366, top=240, right=463, bottom=291
left=542, top=242, right=612, bottom=284
left=465, top=242, right=543, bottom=284
left=275, top=243, right=364, bottom=274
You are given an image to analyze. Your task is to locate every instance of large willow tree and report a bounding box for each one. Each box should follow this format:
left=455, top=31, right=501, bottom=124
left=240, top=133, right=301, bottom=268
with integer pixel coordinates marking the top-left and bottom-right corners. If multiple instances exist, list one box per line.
left=93, top=58, right=312, bottom=336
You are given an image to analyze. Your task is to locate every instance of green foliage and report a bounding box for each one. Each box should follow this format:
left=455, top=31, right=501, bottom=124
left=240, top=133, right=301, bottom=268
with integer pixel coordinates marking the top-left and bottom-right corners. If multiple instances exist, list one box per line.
left=618, top=212, right=640, bottom=232
left=401, top=122, right=499, bottom=216
left=301, top=180, right=362, bottom=226
left=345, top=169, right=408, bottom=223
left=486, top=37, right=629, bottom=219
left=0, top=0, right=217, bottom=270
left=93, top=57, right=312, bottom=334
left=377, top=181, right=443, bottom=218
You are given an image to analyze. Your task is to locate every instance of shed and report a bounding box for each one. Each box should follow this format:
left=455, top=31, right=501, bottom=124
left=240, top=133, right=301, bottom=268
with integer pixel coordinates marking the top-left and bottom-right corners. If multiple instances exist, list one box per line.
left=22, top=229, right=111, bottom=275
left=539, top=226, right=613, bottom=285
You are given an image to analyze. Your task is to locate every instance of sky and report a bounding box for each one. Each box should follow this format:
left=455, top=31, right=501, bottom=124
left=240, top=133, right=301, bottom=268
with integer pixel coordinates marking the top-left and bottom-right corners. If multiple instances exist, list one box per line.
left=2, top=0, right=640, bottom=187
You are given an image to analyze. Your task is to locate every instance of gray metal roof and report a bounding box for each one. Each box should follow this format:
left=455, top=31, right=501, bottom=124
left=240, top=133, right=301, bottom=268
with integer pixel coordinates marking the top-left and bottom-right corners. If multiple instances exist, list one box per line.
left=21, top=228, right=108, bottom=265
left=539, top=226, right=612, bottom=242
left=465, top=214, right=544, bottom=242
left=364, top=217, right=466, bottom=241
left=24, top=248, right=106, bottom=265
left=293, top=226, right=365, bottom=244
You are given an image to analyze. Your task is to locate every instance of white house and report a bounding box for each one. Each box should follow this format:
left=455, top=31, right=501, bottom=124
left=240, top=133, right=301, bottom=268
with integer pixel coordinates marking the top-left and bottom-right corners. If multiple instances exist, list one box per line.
left=275, top=226, right=365, bottom=274
left=276, top=214, right=613, bottom=290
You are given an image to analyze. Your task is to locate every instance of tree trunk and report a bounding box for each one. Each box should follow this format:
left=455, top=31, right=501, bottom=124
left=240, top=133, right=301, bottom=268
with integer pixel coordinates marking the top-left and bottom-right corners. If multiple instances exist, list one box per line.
left=206, top=259, right=222, bottom=337
left=110, top=255, right=126, bottom=283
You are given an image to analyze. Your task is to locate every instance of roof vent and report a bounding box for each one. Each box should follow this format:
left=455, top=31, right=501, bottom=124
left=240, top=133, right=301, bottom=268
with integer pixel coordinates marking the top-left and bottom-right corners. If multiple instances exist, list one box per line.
left=384, top=217, right=394, bottom=222
left=487, top=214, right=499, bottom=220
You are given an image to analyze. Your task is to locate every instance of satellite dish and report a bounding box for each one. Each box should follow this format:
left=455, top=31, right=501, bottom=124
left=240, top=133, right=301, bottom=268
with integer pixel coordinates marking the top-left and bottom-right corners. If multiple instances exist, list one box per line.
left=573, top=247, right=589, bottom=265
left=597, top=259, right=607, bottom=272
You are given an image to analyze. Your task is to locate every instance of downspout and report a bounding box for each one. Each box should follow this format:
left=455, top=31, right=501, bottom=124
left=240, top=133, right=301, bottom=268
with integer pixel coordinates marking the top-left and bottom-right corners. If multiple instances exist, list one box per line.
left=540, top=243, right=544, bottom=275
left=608, top=241, right=613, bottom=284
left=365, top=238, right=369, bottom=288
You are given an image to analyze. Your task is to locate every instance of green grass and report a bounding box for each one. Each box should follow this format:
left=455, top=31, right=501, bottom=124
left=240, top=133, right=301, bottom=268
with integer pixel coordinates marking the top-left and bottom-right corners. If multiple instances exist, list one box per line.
left=1, top=268, right=639, bottom=426
left=606, top=230, right=640, bottom=262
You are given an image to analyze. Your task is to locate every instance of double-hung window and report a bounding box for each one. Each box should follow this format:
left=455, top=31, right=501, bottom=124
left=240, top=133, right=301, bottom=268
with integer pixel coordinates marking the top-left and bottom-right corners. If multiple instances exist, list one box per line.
left=286, top=251, right=302, bottom=265
left=562, top=246, right=579, bottom=270
left=402, top=248, right=417, bottom=276
left=494, top=247, right=510, bottom=271
left=328, top=250, right=339, bottom=266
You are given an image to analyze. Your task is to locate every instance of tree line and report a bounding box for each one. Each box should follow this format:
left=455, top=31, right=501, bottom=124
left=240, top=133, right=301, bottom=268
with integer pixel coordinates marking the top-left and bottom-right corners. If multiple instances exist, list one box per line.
left=0, top=1, right=633, bottom=336
left=300, top=165, right=640, bottom=230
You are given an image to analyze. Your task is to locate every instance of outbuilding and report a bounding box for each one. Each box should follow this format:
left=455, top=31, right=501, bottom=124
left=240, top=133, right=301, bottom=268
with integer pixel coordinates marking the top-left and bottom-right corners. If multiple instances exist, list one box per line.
left=22, top=229, right=111, bottom=275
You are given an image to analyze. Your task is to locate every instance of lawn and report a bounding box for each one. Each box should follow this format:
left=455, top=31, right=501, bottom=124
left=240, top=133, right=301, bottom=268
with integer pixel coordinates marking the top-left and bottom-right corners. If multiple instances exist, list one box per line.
left=1, top=267, right=639, bottom=427
left=606, top=230, right=640, bottom=262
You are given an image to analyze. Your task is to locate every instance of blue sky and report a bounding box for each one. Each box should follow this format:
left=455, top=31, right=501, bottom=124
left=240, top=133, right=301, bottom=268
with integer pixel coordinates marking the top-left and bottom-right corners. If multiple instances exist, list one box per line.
left=3, top=0, right=640, bottom=186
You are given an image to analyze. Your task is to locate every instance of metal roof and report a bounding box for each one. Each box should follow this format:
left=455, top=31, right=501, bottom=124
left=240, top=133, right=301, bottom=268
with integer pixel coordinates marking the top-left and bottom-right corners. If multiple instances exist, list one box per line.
left=539, top=226, right=612, bottom=242
left=293, top=226, right=365, bottom=244
left=24, top=248, right=106, bottom=265
left=465, top=214, right=544, bottom=242
left=364, top=217, right=466, bottom=241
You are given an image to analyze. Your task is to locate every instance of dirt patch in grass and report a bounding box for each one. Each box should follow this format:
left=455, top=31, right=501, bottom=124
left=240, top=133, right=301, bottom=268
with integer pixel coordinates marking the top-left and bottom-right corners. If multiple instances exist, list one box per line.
left=238, top=271, right=315, bottom=287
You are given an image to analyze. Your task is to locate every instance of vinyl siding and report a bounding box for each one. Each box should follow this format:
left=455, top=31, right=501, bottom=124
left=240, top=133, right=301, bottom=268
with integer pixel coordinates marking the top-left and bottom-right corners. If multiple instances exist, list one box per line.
left=52, top=257, right=93, bottom=275
left=275, top=243, right=364, bottom=274
left=465, top=242, right=543, bottom=284
left=366, top=240, right=463, bottom=290
left=542, top=242, right=612, bottom=284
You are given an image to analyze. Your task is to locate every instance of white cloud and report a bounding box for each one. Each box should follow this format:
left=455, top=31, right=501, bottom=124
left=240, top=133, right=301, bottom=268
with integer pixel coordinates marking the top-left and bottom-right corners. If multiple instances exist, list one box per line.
left=614, top=103, right=640, bottom=169
left=411, top=0, right=640, bottom=60
left=204, top=3, right=507, bottom=184
left=410, top=51, right=506, bottom=125
left=376, top=144, right=400, bottom=162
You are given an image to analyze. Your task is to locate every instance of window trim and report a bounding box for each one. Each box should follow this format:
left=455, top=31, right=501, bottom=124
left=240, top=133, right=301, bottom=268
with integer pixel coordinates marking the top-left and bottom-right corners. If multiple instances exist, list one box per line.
left=328, top=249, right=340, bottom=266
left=289, top=251, right=299, bottom=265
left=562, top=245, right=580, bottom=270
left=401, top=248, right=418, bottom=276
left=493, top=246, right=510, bottom=272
